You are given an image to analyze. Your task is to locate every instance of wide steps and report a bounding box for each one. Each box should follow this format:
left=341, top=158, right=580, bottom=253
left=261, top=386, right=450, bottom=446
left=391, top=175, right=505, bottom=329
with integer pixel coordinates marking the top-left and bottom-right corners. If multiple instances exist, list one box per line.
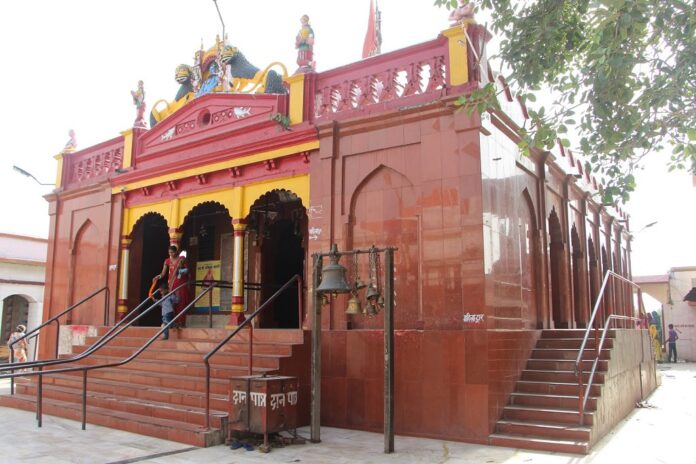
left=60, top=354, right=275, bottom=379
left=84, top=336, right=294, bottom=356
left=70, top=344, right=286, bottom=368
left=489, top=329, right=615, bottom=455
left=0, top=393, right=224, bottom=447
left=14, top=382, right=226, bottom=428
left=16, top=373, right=228, bottom=411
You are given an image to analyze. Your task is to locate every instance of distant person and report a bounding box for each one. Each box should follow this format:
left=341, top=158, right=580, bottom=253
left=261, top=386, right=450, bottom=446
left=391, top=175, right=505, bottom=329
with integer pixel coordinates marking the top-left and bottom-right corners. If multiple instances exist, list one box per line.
left=156, top=282, right=178, bottom=340
left=7, top=324, right=28, bottom=364
left=665, top=323, right=679, bottom=363
left=154, top=245, right=190, bottom=327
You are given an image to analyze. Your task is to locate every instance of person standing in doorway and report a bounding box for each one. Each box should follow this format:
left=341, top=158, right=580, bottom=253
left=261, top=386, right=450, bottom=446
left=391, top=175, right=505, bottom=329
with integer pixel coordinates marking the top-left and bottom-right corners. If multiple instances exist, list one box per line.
left=153, top=245, right=190, bottom=327
left=665, top=323, right=679, bottom=363
left=7, top=324, right=28, bottom=364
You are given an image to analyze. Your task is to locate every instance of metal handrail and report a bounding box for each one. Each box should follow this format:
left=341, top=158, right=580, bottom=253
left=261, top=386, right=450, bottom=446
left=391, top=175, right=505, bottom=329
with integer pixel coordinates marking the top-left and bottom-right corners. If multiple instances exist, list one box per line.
left=0, top=280, right=224, bottom=430
left=7, top=286, right=109, bottom=394
left=574, top=270, right=648, bottom=424
left=0, top=292, right=163, bottom=394
left=202, top=274, right=303, bottom=429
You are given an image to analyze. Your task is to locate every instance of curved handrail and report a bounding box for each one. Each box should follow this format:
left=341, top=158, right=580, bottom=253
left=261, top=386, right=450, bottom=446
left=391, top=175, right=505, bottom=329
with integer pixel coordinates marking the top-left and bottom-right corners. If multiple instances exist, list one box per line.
left=0, top=280, right=226, bottom=430
left=8, top=286, right=109, bottom=362
left=7, top=286, right=109, bottom=393
left=202, top=274, right=303, bottom=429
left=0, top=291, right=157, bottom=371
left=574, top=270, right=648, bottom=424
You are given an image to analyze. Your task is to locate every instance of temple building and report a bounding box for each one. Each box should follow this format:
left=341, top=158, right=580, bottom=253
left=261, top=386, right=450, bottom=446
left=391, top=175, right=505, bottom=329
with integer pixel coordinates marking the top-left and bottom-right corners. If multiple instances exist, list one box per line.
left=0, top=16, right=655, bottom=455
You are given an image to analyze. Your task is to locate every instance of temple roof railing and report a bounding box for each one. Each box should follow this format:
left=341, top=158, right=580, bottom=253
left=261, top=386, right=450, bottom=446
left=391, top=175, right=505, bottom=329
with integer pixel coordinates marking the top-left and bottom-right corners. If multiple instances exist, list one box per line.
left=311, top=26, right=479, bottom=122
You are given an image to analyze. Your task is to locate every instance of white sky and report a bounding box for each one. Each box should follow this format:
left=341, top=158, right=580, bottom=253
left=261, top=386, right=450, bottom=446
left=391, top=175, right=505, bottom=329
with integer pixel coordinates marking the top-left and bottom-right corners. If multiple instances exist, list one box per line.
left=0, top=0, right=692, bottom=276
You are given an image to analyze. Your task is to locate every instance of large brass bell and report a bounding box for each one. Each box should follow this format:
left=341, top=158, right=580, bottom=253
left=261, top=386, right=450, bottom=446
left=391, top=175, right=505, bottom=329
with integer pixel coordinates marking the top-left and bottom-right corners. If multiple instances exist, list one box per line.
left=345, top=293, right=362, bottom=315
left=316, top=244, right=351, bottom=294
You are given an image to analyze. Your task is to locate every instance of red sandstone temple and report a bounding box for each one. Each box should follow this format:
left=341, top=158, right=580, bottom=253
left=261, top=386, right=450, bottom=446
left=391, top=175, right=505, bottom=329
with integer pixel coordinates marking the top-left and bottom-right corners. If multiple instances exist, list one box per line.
left=0, top=20, right=656, bottom=454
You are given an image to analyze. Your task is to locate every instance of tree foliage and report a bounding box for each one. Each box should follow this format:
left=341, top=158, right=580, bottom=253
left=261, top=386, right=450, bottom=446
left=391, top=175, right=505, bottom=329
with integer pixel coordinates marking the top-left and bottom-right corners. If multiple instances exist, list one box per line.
left=437, top=0, right=696, bottom=203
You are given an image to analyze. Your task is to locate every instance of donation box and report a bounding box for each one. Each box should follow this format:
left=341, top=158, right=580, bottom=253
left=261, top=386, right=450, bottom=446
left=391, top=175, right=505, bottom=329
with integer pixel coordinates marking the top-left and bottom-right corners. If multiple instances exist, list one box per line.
left=228, top=375, right=298, bottom=443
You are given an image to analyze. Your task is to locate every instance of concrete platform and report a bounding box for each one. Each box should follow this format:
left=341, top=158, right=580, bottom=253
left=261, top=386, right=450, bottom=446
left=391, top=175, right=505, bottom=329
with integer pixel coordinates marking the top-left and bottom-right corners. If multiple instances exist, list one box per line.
left=1, top=363, right=693, bottom=463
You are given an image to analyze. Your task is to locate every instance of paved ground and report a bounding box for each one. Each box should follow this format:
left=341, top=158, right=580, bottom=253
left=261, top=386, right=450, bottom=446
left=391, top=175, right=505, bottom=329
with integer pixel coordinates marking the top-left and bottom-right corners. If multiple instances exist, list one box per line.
left=1, top=363, right=694, bottom=463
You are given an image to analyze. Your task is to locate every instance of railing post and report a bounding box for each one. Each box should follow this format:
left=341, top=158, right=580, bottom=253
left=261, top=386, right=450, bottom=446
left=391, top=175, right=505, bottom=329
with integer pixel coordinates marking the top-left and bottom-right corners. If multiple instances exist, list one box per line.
left=10, top=351, right=15, bottom=395
left=37, top=368, right=43, bottom=427
left=209, top=288, right=213, bottom=329
left=54, top=320, right=61, bottom=359
left=82, top=370, right=87, bottom=430
left=205, top=363, right=211, bottom=430
left=310, top=255, right=322, bottom=443
left=384, top=248, right=395, bottom=453
left=248, top=324, right=254, bottom=376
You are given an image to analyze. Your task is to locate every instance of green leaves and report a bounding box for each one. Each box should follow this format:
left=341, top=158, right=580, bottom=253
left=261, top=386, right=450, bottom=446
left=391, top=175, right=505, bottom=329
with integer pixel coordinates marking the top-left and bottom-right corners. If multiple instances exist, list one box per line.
left=436, top=0, right=696, bottom=203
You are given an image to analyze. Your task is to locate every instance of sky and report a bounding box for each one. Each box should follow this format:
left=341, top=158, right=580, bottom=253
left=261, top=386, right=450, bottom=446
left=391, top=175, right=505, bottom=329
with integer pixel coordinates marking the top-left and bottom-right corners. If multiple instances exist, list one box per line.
left=0, top=0, right=693, bottom=276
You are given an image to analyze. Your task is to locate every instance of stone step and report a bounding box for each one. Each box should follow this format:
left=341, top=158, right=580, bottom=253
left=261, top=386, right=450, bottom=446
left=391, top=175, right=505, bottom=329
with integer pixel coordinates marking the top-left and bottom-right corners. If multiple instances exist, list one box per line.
left=527, top=359, right=608, bottom=372
left=95, top=327, right=305, bottom=344
left=489, top=432, right=589, bottom=454
left=0, top=393, right=224, bottom=447
left=531, top=348, right=611, bottom=361
left=509, top=392, right=597, bottom=410
left=502, top=405, right=593, bottom=426
left=521, top=369, right=604, bottom=384
left=495, top=419, right=591, bottom=441
left=541, top=329, right=615, bottom=339
left=15, top=382, right=227, bottom=428
left=70, top=344, right=285, bottom=368
left=83, top=336, right=294, bottom=356
left=515, top=380, right=601, bottom=397
left=15, top=373, right=229, bottom=411
left=61, top=354, right=275, bottom=379
left=535, top=338, right=613, bottom=349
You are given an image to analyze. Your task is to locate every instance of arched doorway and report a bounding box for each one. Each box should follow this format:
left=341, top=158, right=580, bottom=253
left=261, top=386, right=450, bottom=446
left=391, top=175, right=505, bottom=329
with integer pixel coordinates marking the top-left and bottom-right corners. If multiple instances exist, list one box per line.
left=128, top=213, right=169, bottom=326
left=1, top=295, right=29, bottom=355
left=520, top=190, right=540, bottom=329
left=181, top=202, right=233, bottom=323
left=571, top=226, right=586, bottom=327
left=587, top=237, right=599, bottom=325
left=548, top=209, right=567, bottom=328
left=246, top=190, right=306, bottom=329
left=71, top=220, right=102, bottom=325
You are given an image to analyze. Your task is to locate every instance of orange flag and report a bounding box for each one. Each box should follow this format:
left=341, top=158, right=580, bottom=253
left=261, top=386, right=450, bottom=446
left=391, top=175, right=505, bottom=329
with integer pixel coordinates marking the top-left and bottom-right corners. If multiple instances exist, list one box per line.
left=362, top=0, right=381, bottom=58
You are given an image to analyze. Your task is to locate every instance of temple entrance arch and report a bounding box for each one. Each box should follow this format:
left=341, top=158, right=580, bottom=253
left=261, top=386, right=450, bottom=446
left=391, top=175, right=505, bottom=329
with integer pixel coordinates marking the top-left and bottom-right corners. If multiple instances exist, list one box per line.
left=180, top=202, right=233, bottom=322
left=246, top=190, right=306, bottom=329
left=128, top=212, right=169, bottom=326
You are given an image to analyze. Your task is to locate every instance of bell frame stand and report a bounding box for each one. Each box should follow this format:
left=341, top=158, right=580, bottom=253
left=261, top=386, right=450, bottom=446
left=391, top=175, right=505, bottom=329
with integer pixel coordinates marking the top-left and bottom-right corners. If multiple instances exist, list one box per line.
left=310, top=244, right=397, bottom=454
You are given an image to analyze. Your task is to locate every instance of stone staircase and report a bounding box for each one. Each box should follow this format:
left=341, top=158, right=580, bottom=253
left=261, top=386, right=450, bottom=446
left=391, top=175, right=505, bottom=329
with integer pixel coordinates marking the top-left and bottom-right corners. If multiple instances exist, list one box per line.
left=489, top=329, right=615, bottom=454
left=0, top=326, right=310, bottom=447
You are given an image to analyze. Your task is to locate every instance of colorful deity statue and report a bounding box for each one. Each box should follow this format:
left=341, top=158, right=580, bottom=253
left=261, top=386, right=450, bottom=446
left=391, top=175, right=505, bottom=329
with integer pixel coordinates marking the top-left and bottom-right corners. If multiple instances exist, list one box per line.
left=449, top=1, right=476, bottom=26
left=62, top=129, right=77, bottom=154
left=295, top=14, right=315, bottom=73
left=131, top=80, right=147, bottom=129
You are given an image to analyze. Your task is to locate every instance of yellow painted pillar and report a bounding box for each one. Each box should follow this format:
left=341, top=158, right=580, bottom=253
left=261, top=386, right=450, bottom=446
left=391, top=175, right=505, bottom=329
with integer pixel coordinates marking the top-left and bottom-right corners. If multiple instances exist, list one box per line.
left=287, top=73, right=306, bottom=125
left=227, top=219, right=247, bottom=326
left=169, top=228, right=182, bottom=248
left=117, top=236, right=132, bottom=321
left=441, top=24, right=470, bottom=86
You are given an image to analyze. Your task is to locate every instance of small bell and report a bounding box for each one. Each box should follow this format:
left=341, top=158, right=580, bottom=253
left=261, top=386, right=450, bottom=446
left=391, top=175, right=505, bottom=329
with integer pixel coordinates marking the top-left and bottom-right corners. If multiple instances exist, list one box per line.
left=345, top=294, right=362, bottom=315
left=365, top=301, right=379, bottom=316
left=365, top=284, right=379, bottom=302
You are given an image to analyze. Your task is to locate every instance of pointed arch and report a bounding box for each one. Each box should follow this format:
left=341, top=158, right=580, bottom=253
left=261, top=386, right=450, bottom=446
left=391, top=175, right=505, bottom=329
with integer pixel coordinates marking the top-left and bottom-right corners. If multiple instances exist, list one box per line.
left=348, top=164, right=414, bottom=220
left=519, top=188, right=540, bottom=328
left=70, top=219, right=102, bottom=325
left=548, top=207, right=567, bottom=328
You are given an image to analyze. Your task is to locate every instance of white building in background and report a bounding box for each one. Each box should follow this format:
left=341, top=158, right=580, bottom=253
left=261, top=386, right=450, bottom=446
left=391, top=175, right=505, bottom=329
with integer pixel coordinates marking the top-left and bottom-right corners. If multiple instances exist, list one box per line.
left=636, top=266, right=696, bottom=362
left=0, top=232, right=47, bottom=361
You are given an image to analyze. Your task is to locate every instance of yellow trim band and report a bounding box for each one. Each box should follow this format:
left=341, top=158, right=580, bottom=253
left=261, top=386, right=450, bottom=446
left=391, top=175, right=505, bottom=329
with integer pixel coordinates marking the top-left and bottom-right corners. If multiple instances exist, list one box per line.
left=112, top=140, right=318, bottom=194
